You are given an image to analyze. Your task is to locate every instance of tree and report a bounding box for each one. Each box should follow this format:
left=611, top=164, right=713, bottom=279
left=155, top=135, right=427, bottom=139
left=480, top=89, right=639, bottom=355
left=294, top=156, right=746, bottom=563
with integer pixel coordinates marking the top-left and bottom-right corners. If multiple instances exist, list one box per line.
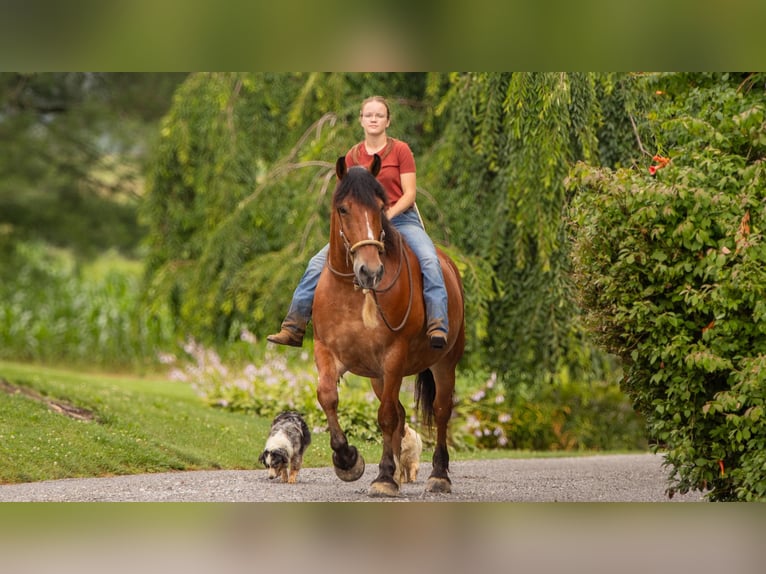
left=140, top=72, right=446, bottom=341
left=570, top=72, right=766, bottom=500
left=0, top=72, right=186, bottom=257
left=423, top=73, right=608, bottom=380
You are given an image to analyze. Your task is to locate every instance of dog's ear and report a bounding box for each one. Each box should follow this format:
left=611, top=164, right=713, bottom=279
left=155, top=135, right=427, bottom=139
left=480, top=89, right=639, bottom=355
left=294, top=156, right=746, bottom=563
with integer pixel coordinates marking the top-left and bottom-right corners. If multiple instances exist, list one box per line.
left=258, top=450, right=268, bottom=466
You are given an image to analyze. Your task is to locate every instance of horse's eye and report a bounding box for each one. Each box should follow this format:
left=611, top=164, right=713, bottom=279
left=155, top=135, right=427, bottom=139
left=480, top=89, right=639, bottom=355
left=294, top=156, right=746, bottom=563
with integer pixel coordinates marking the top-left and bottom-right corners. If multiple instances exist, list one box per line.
left=338, top=206, right=348, bottom=216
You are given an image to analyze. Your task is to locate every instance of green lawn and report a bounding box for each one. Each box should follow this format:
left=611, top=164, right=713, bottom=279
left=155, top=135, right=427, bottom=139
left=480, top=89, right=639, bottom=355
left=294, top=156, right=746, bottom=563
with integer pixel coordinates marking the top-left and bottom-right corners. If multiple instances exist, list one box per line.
left=0, top=360, right=348, bottom=484
left=0, top=360, right=616, bottom=485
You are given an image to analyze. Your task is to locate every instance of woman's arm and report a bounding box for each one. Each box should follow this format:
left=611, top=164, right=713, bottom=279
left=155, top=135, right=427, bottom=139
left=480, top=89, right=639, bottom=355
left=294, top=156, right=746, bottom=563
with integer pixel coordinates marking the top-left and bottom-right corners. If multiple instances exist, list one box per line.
left=386, top=171, right=416, bottom=219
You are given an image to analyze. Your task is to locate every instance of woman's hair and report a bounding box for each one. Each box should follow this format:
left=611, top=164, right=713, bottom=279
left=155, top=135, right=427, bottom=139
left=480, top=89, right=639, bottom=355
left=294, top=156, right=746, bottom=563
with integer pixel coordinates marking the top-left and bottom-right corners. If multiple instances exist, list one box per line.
left=360, top=96, right=390, bottom=118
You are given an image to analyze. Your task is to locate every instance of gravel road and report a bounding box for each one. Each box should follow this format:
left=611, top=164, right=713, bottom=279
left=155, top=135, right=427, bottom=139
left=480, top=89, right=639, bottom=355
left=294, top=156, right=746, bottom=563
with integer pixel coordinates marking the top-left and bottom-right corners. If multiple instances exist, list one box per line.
left=0, top=453, right=705, bottom=502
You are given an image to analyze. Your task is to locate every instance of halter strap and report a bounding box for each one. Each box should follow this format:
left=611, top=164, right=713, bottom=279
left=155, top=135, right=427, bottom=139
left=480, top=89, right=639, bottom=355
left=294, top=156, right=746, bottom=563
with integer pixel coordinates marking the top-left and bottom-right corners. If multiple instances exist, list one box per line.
left=349, top=238, right=385, bottom=254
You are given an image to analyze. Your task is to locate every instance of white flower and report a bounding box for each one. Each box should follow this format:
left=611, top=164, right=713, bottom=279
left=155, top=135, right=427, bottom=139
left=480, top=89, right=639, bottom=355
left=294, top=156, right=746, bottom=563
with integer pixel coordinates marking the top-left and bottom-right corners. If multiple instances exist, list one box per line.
left=240, top=329, right=257, bottom=344
left=168, top=368, right=187, bottom=382
left=157, top=352, right=176, bottom=365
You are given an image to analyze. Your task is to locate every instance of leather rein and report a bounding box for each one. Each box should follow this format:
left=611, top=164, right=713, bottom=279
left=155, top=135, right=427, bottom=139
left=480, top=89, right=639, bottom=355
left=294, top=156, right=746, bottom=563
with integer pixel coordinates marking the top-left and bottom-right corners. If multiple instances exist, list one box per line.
left=326, top=211, right=414, bottom=333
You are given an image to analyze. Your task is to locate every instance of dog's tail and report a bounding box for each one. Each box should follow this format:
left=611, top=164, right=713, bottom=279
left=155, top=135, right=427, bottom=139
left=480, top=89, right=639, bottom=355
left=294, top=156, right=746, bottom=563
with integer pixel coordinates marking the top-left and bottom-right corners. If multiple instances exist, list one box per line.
left=414, top=368, right=435, bottom=429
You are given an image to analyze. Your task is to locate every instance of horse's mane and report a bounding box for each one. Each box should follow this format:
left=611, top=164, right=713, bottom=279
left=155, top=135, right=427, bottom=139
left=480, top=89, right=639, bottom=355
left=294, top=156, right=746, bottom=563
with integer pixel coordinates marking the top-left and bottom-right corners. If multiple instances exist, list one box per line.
left=333, top=167, right=399, bottom=253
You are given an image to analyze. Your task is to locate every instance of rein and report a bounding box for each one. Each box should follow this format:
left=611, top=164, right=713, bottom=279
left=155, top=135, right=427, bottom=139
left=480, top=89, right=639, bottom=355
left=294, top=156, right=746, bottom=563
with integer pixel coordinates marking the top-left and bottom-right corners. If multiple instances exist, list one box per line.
left=326, top=230, right=414, bottom=333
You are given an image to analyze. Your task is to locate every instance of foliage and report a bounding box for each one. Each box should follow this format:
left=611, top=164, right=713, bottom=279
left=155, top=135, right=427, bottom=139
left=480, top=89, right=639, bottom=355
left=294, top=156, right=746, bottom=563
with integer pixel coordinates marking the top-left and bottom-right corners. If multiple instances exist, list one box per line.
left=164, top=333, right=646, bottom=453
left=141, top=72, right=450, bottom=343
left=569, top=72, right=766, bottom=500
left=0, top=72, right=185, bottom=258
left=0, top=239, right=174, bottom=370
left=165, top=333, right=390, bottom=443
left=425, top=73, right=607, bottom=381
left=453, top=369, right=646, bottom=452
left=594, top=72, right=649, bottom=169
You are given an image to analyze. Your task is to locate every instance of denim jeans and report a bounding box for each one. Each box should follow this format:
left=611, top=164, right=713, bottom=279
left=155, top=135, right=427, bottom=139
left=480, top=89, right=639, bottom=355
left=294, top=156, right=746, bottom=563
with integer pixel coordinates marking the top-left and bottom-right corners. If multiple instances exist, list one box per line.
left=283, top=208, right=449, bottom=334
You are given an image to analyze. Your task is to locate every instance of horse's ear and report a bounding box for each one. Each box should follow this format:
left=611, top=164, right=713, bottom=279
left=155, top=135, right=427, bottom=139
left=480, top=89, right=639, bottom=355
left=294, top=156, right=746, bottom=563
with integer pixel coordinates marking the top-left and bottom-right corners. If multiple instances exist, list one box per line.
left=370, top=154, right=381, bottom=177
left=336, top=156, right=347, bottom=180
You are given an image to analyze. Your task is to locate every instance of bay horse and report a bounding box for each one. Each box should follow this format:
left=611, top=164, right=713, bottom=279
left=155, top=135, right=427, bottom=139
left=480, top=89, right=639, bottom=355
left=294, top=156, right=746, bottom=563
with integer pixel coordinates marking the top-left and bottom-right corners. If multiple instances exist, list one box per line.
left=312, top=154, right=465, bottom=497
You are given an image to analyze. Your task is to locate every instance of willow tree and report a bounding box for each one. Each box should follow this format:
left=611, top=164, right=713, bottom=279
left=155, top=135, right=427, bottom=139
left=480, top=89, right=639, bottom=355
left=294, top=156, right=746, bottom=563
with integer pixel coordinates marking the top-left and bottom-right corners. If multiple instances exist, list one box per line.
left=141, top=71, right=623, bottom=386
left=422, top=73, right=608, bottom=381
left=140, top=72, right=445, bottom=342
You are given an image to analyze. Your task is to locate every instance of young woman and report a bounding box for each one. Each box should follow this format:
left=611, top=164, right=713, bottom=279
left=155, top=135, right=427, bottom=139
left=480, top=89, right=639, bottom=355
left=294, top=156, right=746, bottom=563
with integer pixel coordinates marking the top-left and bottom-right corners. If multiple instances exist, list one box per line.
left=267, top=96, right=449, bottom=349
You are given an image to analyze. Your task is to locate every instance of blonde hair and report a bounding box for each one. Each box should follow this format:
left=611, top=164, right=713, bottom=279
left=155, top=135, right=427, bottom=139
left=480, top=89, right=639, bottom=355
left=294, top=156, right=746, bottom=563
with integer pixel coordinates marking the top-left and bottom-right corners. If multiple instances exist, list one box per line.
left=360, top=96, right=390, bottom=118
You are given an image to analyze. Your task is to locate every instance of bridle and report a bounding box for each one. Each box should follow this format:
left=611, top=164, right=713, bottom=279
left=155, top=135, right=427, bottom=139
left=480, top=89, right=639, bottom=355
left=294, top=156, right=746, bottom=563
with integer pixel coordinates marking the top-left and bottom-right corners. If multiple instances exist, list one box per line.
left=343, top=231, right=386, bottom=257
left=327, top=208, right=414, bottom=332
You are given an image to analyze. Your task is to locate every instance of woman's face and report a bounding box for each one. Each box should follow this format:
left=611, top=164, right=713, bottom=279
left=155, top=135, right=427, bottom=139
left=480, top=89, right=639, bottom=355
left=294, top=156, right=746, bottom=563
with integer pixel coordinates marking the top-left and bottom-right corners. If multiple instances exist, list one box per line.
left=360, top=100, right=390, bottom=136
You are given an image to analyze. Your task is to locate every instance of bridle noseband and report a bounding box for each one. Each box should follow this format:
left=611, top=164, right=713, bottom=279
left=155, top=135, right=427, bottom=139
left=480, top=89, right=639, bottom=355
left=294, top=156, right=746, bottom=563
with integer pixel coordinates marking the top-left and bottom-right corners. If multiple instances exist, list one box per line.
left=345, top=235, right=386, bottom=255
left=337, top=208, right=386, bottom=256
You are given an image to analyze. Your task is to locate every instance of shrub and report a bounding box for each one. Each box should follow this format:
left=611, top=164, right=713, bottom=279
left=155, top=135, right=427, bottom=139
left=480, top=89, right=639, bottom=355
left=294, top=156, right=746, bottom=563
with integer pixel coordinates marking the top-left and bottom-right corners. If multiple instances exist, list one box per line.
left=568, top=72, right=766, bottom=500
left=165, top=334, right=382, bottom=442
left=453, top=370, right=647, bottom=452
left=167, top=334, right=646, bottom=453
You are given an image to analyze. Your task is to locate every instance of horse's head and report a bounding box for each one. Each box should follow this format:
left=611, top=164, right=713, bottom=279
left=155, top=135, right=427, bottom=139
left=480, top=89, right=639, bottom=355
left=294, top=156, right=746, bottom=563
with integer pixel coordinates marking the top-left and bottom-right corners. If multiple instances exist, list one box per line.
left=333, top=155, right=391, bottom=290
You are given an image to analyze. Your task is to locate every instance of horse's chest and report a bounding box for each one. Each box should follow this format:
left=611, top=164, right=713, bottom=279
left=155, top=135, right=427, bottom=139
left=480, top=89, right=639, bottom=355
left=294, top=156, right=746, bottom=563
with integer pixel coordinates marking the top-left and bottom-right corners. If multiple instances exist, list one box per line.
left=327, top=328, right=387, bottom=375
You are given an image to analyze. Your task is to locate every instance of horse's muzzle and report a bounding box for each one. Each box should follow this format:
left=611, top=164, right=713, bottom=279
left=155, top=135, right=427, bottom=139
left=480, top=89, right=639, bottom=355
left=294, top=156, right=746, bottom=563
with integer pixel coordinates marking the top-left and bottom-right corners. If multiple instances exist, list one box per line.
left=354, top=261, right=384, bottom=290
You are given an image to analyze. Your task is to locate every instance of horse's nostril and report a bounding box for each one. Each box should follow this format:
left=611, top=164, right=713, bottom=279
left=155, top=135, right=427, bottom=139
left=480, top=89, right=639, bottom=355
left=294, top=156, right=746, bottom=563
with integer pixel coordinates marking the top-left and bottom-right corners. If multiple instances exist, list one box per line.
left=355, top=262, right=383, bottom=288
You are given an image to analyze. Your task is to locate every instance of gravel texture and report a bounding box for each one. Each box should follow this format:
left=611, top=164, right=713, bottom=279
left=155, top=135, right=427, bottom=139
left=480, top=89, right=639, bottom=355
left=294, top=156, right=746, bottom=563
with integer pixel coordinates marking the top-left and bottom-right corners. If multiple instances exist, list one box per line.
left=0, top=453, right=705, bottom=502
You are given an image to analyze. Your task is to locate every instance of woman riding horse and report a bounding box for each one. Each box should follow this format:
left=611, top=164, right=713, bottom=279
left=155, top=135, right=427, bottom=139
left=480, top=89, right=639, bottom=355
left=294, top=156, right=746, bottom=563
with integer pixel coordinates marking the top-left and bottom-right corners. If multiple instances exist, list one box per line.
left=267, top=96, right=450, bottom=350
left=312, top=154, right=464, bottom=496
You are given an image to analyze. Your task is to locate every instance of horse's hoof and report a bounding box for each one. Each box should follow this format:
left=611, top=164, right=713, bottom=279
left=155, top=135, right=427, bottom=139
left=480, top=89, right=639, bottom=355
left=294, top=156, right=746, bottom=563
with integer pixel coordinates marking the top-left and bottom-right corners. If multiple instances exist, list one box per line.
left=368, top=480, right=401, bottom=498
left=425, top=477, right=452, bottom=494
left=333, top=449, right=366, bottom=482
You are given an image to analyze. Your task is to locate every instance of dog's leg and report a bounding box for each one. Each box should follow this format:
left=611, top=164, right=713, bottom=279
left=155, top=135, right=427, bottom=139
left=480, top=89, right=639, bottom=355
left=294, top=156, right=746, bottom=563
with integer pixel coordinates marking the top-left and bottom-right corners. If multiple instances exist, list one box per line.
left=288, top=456, right=301, bottom=484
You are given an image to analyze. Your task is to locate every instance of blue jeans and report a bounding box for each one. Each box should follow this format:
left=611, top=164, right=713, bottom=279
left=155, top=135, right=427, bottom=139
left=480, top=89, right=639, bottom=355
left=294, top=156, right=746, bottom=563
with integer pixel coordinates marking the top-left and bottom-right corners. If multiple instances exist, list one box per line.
left=282, top=208, right=449, bottom=334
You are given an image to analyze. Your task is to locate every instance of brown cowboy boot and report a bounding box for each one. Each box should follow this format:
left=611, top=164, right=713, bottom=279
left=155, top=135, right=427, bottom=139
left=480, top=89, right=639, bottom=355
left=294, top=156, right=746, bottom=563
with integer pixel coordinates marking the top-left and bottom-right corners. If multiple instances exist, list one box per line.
left=266, top=317, right=307, bottom=347
left=427, top=320, right=448, bottom=349
left=266, top=326, right=304, bottom=347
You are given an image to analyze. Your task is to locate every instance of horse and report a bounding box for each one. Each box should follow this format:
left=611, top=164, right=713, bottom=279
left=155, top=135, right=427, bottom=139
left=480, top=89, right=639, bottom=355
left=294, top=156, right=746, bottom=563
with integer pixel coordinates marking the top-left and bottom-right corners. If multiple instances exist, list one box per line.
left=312, top=154, right=465, bottom=497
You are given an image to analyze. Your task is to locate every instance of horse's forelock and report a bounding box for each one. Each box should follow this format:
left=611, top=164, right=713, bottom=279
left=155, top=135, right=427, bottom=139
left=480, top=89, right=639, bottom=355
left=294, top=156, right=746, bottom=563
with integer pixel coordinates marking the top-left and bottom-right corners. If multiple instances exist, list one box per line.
left=333, top=167, right=398, bottom=252
left=334, top=167, right=388, bottom=210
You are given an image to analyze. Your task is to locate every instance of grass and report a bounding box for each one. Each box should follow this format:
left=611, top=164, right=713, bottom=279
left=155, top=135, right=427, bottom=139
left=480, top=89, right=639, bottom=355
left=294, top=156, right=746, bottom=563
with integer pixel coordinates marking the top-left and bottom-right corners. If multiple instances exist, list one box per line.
left=0, top=359, right=636, bottom=485
left=0, top=360, right=361, bottom=484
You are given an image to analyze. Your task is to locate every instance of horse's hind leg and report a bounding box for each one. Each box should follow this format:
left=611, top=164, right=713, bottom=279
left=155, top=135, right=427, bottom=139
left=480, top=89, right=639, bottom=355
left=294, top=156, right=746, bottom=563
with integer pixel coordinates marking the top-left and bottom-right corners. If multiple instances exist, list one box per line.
left=315, top=346, right=365, bottom=482
left=425, top=365, right=455, bottom=494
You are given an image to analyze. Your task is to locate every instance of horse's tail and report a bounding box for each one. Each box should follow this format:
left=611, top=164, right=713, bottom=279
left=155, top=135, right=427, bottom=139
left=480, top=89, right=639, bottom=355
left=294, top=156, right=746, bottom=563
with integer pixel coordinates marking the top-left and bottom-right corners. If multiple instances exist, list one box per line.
left=414, top=369, right=436, bottom=429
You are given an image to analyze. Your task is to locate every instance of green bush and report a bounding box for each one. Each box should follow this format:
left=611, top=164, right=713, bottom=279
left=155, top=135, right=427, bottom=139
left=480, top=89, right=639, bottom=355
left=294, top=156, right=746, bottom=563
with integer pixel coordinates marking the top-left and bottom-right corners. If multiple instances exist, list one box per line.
left=164, top=334, right=383, bottom=442
left=453, top=370, right=646, bottom=452
left=167, top=334, right=646, bottom=453
left=568, top=72, right=766, bottom=500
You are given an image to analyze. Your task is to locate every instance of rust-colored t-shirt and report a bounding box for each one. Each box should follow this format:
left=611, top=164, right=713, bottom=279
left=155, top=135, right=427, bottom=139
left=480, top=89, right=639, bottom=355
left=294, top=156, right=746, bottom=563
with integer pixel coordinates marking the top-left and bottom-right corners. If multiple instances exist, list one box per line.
left=345, top=138, right=416, bottom=205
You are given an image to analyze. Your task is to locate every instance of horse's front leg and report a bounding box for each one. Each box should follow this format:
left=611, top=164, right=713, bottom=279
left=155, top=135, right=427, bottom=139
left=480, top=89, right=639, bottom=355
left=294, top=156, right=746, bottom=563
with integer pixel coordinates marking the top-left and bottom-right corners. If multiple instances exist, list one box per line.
left=315, top=344, right=365, bottom=482
left=368, top=374, right=405, bottom=498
